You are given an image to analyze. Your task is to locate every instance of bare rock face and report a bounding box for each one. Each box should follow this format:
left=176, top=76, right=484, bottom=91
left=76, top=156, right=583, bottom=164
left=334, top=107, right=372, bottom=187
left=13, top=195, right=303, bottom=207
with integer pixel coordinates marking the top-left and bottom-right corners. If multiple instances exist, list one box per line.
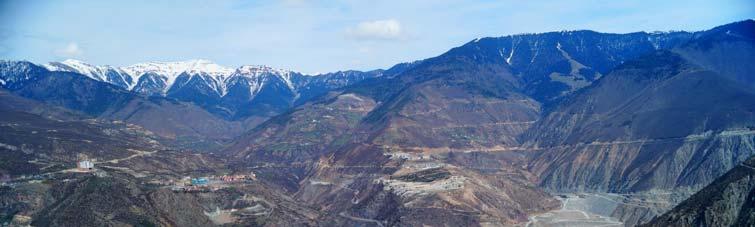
left=526, top=21, right=755, bottom=192
left=642, top=156, right=755, bottom=227
left=521, top=21, right=755, bottom=225
left=296, top=146, right=560, bottom=226
left=275, top=48, right=559, bottom=226
left=527, top=51, right=755, bottom=192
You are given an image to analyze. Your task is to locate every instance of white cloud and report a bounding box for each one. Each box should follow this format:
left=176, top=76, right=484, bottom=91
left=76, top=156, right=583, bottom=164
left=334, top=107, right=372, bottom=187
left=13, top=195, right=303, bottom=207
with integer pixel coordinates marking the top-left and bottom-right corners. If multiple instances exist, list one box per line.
left=347, top=19, right=404, bottom=41
left=55, top=42, right=83, bottom=57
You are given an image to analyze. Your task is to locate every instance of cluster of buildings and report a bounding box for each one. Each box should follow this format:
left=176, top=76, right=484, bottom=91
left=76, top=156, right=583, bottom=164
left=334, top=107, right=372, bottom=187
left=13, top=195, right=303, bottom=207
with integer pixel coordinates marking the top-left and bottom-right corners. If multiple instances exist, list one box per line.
left=170, top=173, right=257, bottom=193
left=218, top=174, right=255, bottom=182
left=192, top=177, right=209, bottom=185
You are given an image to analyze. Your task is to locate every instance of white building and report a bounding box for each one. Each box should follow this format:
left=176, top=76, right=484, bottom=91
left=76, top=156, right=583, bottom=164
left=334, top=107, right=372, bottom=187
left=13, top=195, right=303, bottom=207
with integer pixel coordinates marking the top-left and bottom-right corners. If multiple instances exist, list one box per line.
left=78, top=160, right=94, bottom=169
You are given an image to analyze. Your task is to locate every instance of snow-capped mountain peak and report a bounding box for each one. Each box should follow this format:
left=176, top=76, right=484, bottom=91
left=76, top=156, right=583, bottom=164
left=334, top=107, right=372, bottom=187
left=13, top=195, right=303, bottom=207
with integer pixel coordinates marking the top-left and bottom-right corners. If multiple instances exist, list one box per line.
left=38, top=58, right=389, bottom=105
left=43, top=59, right=120, bottom=82
left=42, top=59, right=302, bottom=96
left=4, top=58, right=389, bottom=119
left=185, top=59, right=234, bottom=77
left=234, top=65, right=291, bottom=76
left=123, top=59, right=233, bottom=78
left=121, top=59, right=234, bottom=92
left=233, top=65, right=296, bottom=92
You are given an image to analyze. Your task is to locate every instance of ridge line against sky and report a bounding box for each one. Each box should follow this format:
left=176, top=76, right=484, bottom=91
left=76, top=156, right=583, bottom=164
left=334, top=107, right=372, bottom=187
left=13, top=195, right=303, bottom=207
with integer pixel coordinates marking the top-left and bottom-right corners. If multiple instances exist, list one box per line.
left=1, top=0, right=753, bottom=74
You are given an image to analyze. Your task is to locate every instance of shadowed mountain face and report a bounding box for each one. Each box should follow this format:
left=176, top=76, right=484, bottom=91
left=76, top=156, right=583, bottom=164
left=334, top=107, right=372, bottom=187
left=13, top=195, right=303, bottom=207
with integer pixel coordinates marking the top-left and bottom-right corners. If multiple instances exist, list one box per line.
left=674, top=20, right=755, bottom=88
left=0, top=107, right=163, bottom=178
left=526, top=21, right=755, bottom=193
left=0, top=60, right=410, bottom=147
left=449, top=30, right=694, bottom=103
left=0, top=65, right=252, bottom=146
left=518, top=21, right=755, bottom=225
left=41, top=59, right=398, bottom=120
left=527, top=51, right=755, bottom=192
left=642, top=156, right=755, bottom=227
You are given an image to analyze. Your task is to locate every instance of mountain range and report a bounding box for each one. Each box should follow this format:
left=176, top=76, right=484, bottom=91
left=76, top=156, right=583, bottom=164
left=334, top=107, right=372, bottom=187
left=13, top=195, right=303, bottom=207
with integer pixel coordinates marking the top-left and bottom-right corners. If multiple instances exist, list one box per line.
left=1, top=19, right=753, bottom=226
left=41, top=59, right=389, bottom=119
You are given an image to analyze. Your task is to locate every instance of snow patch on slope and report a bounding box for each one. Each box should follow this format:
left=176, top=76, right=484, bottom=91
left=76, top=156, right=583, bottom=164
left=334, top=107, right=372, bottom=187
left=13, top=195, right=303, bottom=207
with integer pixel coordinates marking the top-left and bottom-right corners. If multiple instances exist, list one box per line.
left=231, top=65, right=296, bottom=97
left=122, top=59, right=233, bottom=92
left=46, top=59, right=244, bottom=94
left=42, top=59, right=358, bottom=99
left=44, top=59, right=122, bottom=82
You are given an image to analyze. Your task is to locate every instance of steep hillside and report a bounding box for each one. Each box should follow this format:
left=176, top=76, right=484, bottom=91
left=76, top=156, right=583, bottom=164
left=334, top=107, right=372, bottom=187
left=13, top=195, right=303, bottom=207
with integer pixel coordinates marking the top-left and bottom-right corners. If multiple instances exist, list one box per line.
left=226, top=39, right=560, bottom=225
left=226, top=91, right=379, bottom=191
left=215, top=20, right=755, bottom=227
left=526, top=21, right=755, bottom=193
left=674, top=20, right=755, bottom=88
left=523, top=20, right=755, bottom=225
left=0, top=63, right=253, bottom=146
left=642, top=156, right=755, bottom=227
left=0, top=89, right=83, bottom=121
left=0, top=108, right=164, bottom=178
left=450, top=30, right=692, bottom=103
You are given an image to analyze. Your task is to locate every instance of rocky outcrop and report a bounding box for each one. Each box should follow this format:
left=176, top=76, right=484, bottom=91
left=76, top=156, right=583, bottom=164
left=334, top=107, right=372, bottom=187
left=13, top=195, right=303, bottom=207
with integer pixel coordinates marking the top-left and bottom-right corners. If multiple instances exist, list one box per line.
left=642, top=156, right=755, bottom=227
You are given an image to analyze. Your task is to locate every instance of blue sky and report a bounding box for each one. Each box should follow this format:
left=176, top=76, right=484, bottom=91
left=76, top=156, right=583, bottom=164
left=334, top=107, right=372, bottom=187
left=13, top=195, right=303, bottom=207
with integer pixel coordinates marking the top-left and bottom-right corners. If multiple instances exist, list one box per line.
left=1, top=0, right=753, bottom=74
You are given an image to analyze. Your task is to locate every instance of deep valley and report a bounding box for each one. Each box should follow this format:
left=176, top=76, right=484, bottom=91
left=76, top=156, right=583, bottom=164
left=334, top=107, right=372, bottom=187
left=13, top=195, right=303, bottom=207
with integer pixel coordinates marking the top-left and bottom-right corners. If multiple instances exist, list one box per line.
left=1, top=18, right=754, bottom=227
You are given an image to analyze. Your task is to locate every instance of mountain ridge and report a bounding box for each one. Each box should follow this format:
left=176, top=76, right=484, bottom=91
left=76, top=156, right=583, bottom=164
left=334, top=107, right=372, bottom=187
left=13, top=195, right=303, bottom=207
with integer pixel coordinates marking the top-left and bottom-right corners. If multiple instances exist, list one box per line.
left=2, top=19, right=754, bottom=227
